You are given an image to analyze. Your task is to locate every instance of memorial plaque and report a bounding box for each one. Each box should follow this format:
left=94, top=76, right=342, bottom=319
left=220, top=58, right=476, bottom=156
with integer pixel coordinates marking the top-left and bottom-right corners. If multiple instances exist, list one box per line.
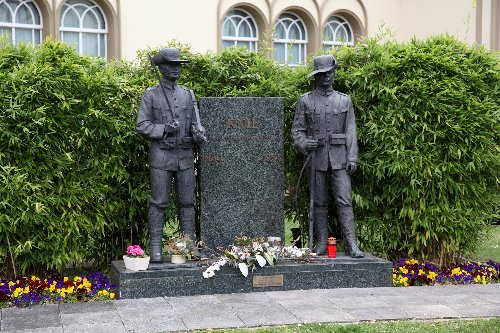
left=199, top=97, right=284, bottom=249
left=252, top=274, right=284, bottom=288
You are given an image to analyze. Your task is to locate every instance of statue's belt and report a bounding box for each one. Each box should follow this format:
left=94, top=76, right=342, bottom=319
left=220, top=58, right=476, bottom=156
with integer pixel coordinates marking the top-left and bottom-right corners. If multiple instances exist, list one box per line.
left=159, top=136, right=194, bottom=150
left=313, top=133, right=346, bottom=146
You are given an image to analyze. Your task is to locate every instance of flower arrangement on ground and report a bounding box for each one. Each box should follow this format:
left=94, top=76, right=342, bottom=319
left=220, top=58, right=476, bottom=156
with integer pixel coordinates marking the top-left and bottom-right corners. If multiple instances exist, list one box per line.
left=0, top=272, right=116, bottom=308
left=203, top=236, right=310, bottom=278
left=392, top=258, right=499, bottom=286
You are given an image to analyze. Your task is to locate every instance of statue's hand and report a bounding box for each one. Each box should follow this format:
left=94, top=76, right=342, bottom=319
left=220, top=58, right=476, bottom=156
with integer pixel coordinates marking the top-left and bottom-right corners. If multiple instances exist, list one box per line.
left=192, top=125, right=208, bottom=144
left=165, top=119, right=180, bottom=134
left=346, top=161, right=357, bottom=175
left=297, top=139, right=317, bottom=154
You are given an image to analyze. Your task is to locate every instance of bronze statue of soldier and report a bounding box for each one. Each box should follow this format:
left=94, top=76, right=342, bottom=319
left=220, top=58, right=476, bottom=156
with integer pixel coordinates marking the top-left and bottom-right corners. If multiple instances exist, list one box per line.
left=292, top=54, right=364, bottom=258
left=136, top=48, right=207, bottom=263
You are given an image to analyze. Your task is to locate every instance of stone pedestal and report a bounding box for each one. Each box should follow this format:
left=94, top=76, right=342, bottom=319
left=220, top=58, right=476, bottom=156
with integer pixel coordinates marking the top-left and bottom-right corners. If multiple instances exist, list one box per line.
left=111, top=253, right=392, bottom=299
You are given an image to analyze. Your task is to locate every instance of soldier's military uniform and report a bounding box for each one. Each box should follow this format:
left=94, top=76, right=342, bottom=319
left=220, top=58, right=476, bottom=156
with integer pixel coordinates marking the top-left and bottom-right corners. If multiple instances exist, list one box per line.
left=292, top=54, right=363, bottom=257
left=136, top=48, right=206, bottom=263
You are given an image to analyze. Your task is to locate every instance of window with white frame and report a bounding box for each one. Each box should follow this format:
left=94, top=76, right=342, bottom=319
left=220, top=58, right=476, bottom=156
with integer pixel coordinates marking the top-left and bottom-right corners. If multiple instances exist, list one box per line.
left=222, top=9, right=258, bottom=51
left=273, top=12, right=307, bottom=65
left=323, top=15, right=354, bottom=49
left=0, top=0, right=42, bottom=45
left=60, top=0, right=107, bottom=57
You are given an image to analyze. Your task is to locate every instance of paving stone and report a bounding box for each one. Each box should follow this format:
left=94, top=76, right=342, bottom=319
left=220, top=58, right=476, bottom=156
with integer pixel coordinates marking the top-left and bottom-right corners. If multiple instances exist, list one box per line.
left=344, top=306, right=409, bottom=321
left=113, top=297, right=169, bottom=308
left=329, top=296, right=397, bottom=308
left=2, top=304, right=60, bottom=318
left=265, top=289, right=329, bottom=301
left=437, top=294, right=497, bottom=306
left=1, top=327, right=64, bottom=333
left=476, top=292, right=500, bottom=304
left=376, top=294, right=442, bottom=306
left=122, top=319, right=187, bottom=333
left=59, top=301, right=115, bottom=314
left=166, top=294, right=244, bottom=330
left=276, top=298, right=356, bottom=323
left=217, top=292, right=274, bottom=304
left=60, top=310, right=122, bottom=326
left=217, top=292, right=301, bottom=326
left=62, top=322, right=126, bottom=333
left=1, top=314, right=61, bottom=331
left=402, top=304, right=463, bottom=319
left=448, top=303, right=500, bottom=317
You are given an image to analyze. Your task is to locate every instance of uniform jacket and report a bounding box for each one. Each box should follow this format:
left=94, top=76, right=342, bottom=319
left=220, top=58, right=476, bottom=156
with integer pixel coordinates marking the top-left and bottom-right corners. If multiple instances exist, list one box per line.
left=136, top=81, right=201, bottom=171
left=292, top=88, right=358, bottom=171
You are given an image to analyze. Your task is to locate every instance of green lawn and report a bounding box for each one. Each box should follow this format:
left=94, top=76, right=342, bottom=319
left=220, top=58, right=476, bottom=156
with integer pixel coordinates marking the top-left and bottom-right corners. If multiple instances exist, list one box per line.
left=468, top=225, right=500, bottom=262
left=198, top=318, right=500, bottom=333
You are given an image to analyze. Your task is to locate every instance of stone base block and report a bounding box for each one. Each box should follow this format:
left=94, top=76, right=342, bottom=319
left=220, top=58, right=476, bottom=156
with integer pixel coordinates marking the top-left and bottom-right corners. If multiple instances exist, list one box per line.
left=111, top=253, right=392, bottom=299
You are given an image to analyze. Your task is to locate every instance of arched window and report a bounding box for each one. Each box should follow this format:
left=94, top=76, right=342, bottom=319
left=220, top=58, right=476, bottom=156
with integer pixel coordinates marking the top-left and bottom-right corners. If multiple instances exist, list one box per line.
left=60, top=0, right=107, bottom=57
left=0, top=0, right=42, bottom=44
left=323, top=15, right=354, bottom=49
left=274, top=12, right=307, bottom=65
left=222, top=9, right=258, bottom=51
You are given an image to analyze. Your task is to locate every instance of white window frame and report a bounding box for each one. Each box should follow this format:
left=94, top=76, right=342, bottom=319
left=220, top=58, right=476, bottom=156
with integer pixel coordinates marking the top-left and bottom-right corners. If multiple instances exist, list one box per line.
left=59, top=0, right=108, bottom=57
left=222, top=9, right=258, bottom=51
left=0, top=0, right=42, bottom=45
left=323, top=15, right=354, bottom=49
left=274, top=12, right=307, bottom=65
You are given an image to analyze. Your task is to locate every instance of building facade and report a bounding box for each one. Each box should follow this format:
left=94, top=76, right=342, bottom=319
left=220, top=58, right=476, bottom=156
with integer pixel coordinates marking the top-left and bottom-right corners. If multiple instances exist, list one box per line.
left=1, top=0, right=498, bottom=61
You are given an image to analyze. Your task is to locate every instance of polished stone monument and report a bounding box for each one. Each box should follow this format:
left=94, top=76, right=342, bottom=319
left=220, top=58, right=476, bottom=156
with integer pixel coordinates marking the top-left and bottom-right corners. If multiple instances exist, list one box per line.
left=199, top=97, right=285, bottom=250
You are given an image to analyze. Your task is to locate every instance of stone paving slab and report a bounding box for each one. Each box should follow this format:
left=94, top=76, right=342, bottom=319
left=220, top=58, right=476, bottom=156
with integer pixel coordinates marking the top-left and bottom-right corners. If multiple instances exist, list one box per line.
left=276, top=298, right=356, bottom=323
left=402, top=304, right=463, bottom=319
left=345, top=306, right=409, bottom=321
left=166, top=294, right=245, bottom=330
left=0, top=284, right=499, bottom=332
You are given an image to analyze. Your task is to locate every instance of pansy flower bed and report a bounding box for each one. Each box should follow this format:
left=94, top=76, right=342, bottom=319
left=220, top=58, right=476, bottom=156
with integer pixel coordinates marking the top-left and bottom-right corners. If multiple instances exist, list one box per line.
left=0, top=272, right=116, bottom=308
left=393, top=258, right=499, bottom=286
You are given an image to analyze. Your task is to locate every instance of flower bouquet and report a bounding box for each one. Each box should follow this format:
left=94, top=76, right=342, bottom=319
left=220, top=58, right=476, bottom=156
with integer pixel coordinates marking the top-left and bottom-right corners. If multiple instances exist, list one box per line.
left=123, top=245, right=150, bottom=271
left=203, top=235, right=311, bottom=279
left=163, top=234, right=193, bottom=264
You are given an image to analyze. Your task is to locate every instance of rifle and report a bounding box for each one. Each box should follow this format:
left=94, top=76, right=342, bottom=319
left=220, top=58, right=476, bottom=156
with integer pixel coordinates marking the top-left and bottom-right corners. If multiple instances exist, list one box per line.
left=308, top=150, right=315, bottom=253
left=148, top=54, right=179, bottom=133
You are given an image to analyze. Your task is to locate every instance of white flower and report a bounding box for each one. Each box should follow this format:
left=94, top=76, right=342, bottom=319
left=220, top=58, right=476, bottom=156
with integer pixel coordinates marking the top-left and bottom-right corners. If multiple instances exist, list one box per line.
left=255, top=254, right=267, bottom=267
left=176, top=242, right=186, bottom=249
left=238, top=263, right=249, bottom=277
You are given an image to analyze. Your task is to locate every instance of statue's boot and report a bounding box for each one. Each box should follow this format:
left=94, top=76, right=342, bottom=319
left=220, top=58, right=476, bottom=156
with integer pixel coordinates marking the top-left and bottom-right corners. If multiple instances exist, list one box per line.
left=338, top=206, right=364, bottom=258
left=180, top=207, right=201, bottom=256
left=149, top=204, right=165, bottom=263
left=313, top=206, right=328, bottom=255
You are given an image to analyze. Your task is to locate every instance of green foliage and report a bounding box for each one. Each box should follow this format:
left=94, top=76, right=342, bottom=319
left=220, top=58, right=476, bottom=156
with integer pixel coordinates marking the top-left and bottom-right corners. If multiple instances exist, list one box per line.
left=333, top=34, right=500, bottom=264
left=0, top=39, right=148, bottom=274
left=1, top=35, right=498, bottom=273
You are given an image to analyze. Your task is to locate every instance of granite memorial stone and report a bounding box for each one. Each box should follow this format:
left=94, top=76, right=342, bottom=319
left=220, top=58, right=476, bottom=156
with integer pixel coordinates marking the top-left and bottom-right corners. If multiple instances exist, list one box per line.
left=199, top=97, right=284, bottom=250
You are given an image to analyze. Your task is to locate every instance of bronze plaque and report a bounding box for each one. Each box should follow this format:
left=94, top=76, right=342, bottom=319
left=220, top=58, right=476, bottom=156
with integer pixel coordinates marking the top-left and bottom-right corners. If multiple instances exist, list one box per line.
left=252, top=274, right=284, bottom=288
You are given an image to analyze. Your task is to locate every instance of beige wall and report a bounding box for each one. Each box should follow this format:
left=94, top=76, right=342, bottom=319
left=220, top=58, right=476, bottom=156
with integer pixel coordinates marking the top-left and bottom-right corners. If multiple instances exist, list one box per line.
left=119, top=0, right=219, bottom=60
left=17, top=0, right=496, bottom=61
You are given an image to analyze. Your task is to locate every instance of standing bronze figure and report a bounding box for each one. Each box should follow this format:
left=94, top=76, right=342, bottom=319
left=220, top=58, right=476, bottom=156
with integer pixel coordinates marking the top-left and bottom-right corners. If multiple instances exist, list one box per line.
left=136, top=48, right=207, bottom=263
left=292, top=54, right=364, bottom=258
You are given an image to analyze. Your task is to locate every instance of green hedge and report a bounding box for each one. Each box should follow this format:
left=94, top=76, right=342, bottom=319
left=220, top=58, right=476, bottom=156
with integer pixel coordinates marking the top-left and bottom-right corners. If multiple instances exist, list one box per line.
left=0, top=35, right=498, bottom=274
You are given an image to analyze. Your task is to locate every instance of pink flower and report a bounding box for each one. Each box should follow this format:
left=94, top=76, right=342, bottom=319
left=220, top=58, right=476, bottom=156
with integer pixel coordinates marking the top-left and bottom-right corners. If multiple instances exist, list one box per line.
left=127, top=245, right=145, bottom=257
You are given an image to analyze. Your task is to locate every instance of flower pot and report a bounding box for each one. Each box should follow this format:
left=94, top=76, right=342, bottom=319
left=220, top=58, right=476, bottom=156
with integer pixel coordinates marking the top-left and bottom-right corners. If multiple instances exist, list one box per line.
left=170, top=254, right=186, bottom=264
left=123, top=255, right=150, bottom=271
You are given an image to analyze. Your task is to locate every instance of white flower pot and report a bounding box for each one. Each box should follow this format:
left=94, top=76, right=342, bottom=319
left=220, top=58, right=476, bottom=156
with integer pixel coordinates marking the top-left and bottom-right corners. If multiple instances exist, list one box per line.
left=170, top=254, right=186, bottom=264
left=123, top=255, right=150, bottom=271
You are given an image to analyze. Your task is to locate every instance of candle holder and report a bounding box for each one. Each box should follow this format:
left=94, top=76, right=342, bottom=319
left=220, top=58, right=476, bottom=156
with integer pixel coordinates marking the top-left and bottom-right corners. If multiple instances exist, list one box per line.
left=327, top=237, right=337, bottom=258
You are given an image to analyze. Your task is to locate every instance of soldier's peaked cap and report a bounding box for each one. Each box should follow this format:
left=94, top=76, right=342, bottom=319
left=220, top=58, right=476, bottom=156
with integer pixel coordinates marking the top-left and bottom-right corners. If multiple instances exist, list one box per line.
left=152, top=48, right=190, bottom=65
left=306, top=54, right=338, bottom=78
